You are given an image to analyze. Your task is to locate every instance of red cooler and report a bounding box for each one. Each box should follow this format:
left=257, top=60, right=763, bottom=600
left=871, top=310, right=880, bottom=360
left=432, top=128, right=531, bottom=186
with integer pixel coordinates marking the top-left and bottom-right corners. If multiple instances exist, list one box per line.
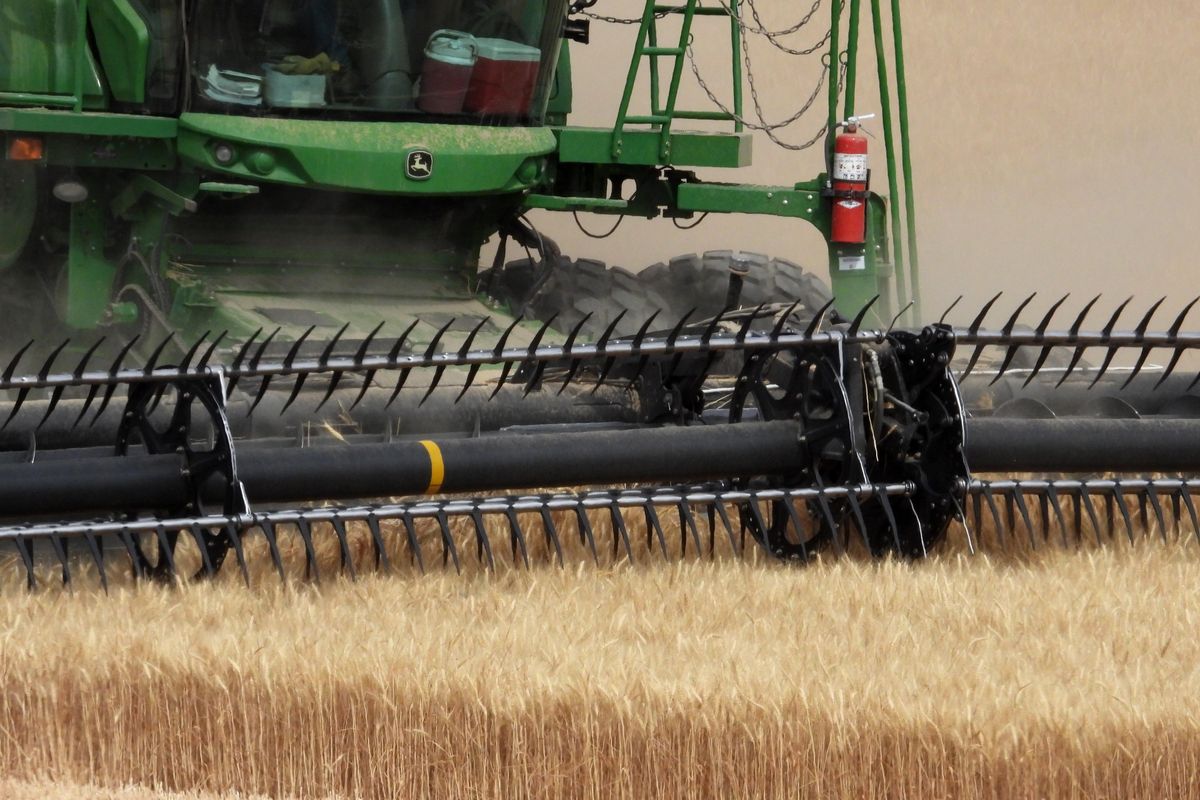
left=463, top=38, right=541, bottom=116
left=418, top=30, right=476, bottom=114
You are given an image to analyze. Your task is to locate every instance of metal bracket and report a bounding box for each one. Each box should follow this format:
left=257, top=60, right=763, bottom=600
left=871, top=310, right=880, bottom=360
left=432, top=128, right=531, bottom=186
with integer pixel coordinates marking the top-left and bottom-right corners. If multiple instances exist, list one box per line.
left=115, top=369, right=249, bottom=577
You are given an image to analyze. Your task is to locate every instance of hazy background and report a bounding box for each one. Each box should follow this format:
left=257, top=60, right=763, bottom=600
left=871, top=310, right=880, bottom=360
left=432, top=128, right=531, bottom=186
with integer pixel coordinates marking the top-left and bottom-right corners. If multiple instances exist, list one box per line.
left=532, top=0, right=1200, bottom=321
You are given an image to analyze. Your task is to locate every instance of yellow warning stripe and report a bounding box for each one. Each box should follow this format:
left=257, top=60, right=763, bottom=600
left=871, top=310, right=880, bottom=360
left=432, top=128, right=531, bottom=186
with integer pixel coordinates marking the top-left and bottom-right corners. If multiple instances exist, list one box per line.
left=418, top=440, right=445, bottom=494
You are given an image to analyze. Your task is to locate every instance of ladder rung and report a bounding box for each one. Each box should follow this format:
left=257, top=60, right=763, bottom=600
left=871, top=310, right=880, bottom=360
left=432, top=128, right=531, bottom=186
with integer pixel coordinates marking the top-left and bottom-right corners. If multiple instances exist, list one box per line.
left=623, top=115, right=671, bottom=125
left=641, top=46, right=684, bottom=57
left=659, top=110, right=736, bottom=121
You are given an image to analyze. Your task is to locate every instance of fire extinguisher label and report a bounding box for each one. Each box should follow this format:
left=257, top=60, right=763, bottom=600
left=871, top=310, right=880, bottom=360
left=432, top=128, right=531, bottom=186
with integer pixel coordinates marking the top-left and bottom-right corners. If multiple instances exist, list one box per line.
left=838, top=255, right=866, bottom=272
left=833, top=153, right=868, bottom=181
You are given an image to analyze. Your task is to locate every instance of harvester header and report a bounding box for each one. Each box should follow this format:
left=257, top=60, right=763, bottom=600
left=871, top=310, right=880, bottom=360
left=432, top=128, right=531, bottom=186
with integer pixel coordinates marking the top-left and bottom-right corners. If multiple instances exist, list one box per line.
left=2, top=1, right=1200, bottom=587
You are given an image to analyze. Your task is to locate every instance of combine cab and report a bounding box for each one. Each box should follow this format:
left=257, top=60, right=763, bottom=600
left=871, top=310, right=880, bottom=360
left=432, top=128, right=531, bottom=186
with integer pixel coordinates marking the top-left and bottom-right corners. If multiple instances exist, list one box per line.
left=1, top=0, right=1199, bottom=587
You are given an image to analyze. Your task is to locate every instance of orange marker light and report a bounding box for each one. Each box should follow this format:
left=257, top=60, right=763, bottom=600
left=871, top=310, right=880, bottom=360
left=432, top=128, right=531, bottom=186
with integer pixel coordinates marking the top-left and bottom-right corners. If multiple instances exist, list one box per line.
left=7, top=136, right=45, bottom=161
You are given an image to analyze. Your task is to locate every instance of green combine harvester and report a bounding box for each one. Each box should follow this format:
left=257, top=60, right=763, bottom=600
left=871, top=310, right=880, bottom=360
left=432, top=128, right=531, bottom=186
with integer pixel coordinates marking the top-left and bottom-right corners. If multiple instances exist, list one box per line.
left=2, top=0, right=1199, bottom=586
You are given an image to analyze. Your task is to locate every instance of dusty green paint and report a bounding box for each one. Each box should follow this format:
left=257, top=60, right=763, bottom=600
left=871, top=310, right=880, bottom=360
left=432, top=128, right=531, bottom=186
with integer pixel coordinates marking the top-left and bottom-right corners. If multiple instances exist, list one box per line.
left=88, top=0, right=149, bottom=104
left=177, top=115, right=556, bottom=196
left=676, top=182, right=827, bottom=222
left=0, top=107, right=176, bottom=137
left=0, top=1, right=106, bottom=108
left=29, top=132, right=176, bottom=171
left=65, top=194, right=114, bottom=329
left=556, top=127, right=751, bottom=169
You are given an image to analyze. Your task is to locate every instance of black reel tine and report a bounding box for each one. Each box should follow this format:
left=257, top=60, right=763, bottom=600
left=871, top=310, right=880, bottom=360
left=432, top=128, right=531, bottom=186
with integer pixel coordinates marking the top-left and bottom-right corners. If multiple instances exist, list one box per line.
left=1120, top=298, right=1165, bottom=389
left=276, top=326, right=316, bottom=412
left=1087, top=298, right=1133, bottom=388
left=401, top=512, right=425, bottom=573
left=142, top=332, right=177, bottom=376
left=117, top=528, right=145, bottom=581
left=14, top=533, right=36, bottom=591
left=177, top=331, right=209, bottom=373
left=1021, top=294, right=1070, bottom=387
left=950, top=494, right=975, bottom=556
left=677, top=501, right=703, bottom=558
left=84, top=529, right=108, bottom=593
left=968, top=292, right=1002, bottom=335
left=1111, top=485, right=1137, bottom=545
left=643, top=503, right=669, bottom=560
left=711, top=500, right=740, bottom=557
left=223, top=522, right=250, bottom=587
left=330, top=516, right=357, bottom=580
left=469, top=508, right=495, bottom=570
left=154, top=524, right=178, bottom=580
left=805, top=298, right=837, bottom=338
left=846, top=491, right=873, bottom=553
left=1010, top=489, right=1037, bottom=549
left=385, top=367, right=413, bottom=409
left=49, top=531, right=71, bottom=587
left=988, top=293, right=1037, bottom=385
left=538, top=506, right=564, bottom=566
left=366, top=513, right=390, bottom=573
left=980, top=484, right=1007, bottom=547
left=2, top=339, right=35, bottom=383
left=813, top=490, right=844, bottom=556
left=356, top=321, right=386, bottom=363
left=188, top=523, right=217, bottom=579
left=1155, top=297, right=1199, bottom=388
left=1, top=388, right=30, bottom=431
left=90, top=335, right=141, bottom=426
left=197, top=330, right=229, bottom=371
left=294, top=517, right=320, bottom=581
left=608, top=503, right=634, bottom=563
left=1045, top=486, right=1069, bottom=549
left=939, top=295, right=964, bottom=325
left=887, top=303, right=914, bottom=335
left=742, top=499, right=775, bottom=558
left=436, top=510, right=461, bottom=574
left=1078, top=489, right=1105, bottom=549
left=874, top=492, right=903, bottom=554
left=1145, top=486, right=1169, bottom=544
left=504, top=507, right=530, bottom=569
left=781, top=497, right=810, bottom=561
left=847, top=296, right=880, bottom=337
left=574, top=504, right=598, bottom=565
left=556, top=312, right=596, bottom=395
left=1053, top=295, right=1102, bottom=387
left=258, top=520, right=287, bottom=581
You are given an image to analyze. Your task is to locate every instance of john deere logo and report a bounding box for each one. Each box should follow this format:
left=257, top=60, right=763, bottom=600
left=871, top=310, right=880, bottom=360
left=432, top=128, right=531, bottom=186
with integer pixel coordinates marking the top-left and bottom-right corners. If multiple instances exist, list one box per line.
left=406, top=149, right=433, bottom=181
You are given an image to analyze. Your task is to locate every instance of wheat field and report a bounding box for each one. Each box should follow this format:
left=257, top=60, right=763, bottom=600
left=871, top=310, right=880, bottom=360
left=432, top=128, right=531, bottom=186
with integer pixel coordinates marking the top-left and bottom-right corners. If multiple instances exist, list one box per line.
left=1, top=534, right=1199, bottom=799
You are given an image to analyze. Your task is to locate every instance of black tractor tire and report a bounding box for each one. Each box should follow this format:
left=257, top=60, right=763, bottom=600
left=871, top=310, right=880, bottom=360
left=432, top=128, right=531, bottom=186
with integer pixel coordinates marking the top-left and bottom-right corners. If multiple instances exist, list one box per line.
left=492, top=250, right=834, bottom=339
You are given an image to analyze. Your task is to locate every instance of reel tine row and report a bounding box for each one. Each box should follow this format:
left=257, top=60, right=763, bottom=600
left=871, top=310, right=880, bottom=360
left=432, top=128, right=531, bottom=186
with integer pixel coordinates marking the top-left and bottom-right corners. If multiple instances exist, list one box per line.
left=962, top=479, right=1200, bottom=551
left=0, top=482, right=914, bottom=590
left=954, top=293, right=1200, bottom=387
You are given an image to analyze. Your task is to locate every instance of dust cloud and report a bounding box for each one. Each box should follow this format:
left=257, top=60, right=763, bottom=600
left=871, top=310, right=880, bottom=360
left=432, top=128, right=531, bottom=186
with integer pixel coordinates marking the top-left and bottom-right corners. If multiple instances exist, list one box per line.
left=535, top=0, right=1200, bottom=322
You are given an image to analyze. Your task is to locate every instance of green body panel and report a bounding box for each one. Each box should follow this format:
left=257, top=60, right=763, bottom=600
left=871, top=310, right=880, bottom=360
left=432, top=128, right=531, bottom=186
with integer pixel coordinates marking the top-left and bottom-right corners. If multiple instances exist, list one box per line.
left=0, top=1, right=106, bottom=108
left=88, top=0, right=149, bottom=104
left=0, top=163, right=37, bottom=272
left=0, top=107, right=176, bottom=137
left=65, top=195, right=113, bottom=328
left=556, top=127, right=751, bottom=169
left=177, top=115, right=556, bottom=196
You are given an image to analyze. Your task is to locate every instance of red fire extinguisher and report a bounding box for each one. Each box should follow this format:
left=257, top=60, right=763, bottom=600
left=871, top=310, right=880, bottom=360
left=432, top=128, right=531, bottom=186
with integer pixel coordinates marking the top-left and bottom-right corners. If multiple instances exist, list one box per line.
left=830, top=117, right=871, bottom=244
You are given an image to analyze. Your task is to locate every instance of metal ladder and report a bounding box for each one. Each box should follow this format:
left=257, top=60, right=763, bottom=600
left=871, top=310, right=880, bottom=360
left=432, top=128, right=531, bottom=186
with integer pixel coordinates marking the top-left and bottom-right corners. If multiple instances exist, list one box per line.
left=610, top=0, right=744, bottom=162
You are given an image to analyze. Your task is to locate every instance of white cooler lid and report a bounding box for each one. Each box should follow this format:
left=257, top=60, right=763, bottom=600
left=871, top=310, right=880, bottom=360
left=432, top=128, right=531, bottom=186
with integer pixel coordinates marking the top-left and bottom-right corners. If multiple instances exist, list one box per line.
left=425, top=30, right=477, bottom=66
left=474, top=38, right=541, bottom=62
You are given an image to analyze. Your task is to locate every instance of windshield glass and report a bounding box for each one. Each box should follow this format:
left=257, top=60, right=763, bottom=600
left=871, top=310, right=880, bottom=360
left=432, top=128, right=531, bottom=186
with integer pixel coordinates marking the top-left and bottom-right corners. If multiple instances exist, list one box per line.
left=188, top=0, right=567, bottom=124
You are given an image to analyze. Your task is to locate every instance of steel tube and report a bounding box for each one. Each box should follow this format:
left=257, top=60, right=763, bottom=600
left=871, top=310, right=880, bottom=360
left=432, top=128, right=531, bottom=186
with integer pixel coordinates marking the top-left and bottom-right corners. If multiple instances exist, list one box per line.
left=966, top=417, right=1200, bottom=473
left=0, top=421, right=806, bottom=517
